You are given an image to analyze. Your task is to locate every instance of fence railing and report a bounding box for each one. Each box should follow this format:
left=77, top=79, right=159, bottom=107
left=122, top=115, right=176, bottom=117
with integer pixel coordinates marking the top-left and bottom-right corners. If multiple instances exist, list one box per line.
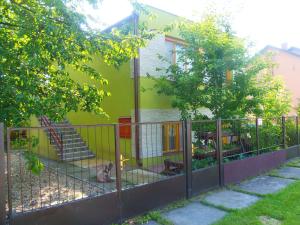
left=1, top=116, right=300, bottom=225
left=40, top=116, right=64, bottom=158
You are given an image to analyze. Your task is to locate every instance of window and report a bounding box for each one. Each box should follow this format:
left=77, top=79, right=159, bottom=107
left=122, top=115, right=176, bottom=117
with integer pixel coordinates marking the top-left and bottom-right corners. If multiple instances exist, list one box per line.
left=165, top=36, right=184, bottom=64
left=162, top=123, right=181, bottom=153
left=165, top=36, right=189, bottom=70
left=10, top=130, right=27, bottom=141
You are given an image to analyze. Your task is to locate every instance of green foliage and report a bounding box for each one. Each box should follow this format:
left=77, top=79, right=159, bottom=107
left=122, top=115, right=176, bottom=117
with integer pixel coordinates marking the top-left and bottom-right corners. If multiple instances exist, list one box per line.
left=153, top=14, right=291, bottom=119
left=223, top=143, right=238, bottom=150
left=153, top=14, right=259, bottom=119
left=0, top=0, right=152, bottom=127
left=11, top=135, right=39, bottom=149
left=297, top=102, right=300, bottom=116
left=122, top=210, right=172, bottom=225
left=11, top=134, right=44, bottom=175
left=253, top=71, right=291, bottom=119
left=285, top=117, right=298, bottom=147
left=24, top=151, right=44, bottom=175
left=192, top=157, right=215, bottom=170
left=259, top=119, right=282, bottom=151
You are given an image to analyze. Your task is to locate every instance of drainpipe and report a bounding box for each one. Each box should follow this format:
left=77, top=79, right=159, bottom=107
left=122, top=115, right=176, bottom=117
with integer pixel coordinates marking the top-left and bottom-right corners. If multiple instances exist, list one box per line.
left=133, top=12, right=142, bottom=166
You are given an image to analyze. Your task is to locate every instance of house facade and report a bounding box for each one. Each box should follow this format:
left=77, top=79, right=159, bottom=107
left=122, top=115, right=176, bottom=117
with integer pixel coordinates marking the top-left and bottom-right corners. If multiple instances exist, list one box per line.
left=261, top=45, right=300, bottom=114
left=32, top=6, right=191, bottom=166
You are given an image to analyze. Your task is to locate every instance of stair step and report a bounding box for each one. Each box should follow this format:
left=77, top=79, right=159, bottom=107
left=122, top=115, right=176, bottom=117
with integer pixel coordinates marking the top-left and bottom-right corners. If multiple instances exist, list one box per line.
left=52, top=143, right=86, bottom=149
left=61, top=134, right=81, bottom=138
left=41, top=116, right=95, bottom=162
left=62, top=154, right=95, bottom=161
left=63, top=146, right=89, bottom=152
left=55, top=128, right=77, bottom=134
left=46, top=136, right=83, bottom=144
left=49, top=120, right=69, bottom=124
left=53, top=130, right=77, bottom=134
left=59, top=151, right=94, bottom=156
left=62, top=137, right=82, bottom=141
left=61, top=139, right=83, bottom=144
left=62, top=142, right=85, bottom=146
left=46, top=130, right=79, bottom=136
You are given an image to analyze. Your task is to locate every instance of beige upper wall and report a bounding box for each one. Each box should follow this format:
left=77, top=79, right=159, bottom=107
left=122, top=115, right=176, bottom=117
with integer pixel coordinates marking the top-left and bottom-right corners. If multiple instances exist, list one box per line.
left=264, top=47, right=300, bottom=113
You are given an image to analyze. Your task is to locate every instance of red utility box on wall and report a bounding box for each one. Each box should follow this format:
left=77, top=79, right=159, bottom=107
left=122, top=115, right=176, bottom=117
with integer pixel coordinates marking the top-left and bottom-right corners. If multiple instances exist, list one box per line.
left=118, top=117, right=131, bottom=139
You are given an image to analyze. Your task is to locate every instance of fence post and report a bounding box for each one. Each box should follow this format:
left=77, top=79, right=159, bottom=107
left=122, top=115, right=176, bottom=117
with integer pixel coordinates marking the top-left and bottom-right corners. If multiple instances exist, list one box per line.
left=255, top=118, right=260, bottom=155
left=183, top=120, right=192, bottom=199
left=282, top=116, right=286, bottom=149
left=6, top=128, right=12, bottom=222
left=296, top=116, right=300, bottom=154
left=216, top=119, right=224, bottom=187
left=114, top=124, right=122, bottom=222
left=0, top=124, right=6, bottom=225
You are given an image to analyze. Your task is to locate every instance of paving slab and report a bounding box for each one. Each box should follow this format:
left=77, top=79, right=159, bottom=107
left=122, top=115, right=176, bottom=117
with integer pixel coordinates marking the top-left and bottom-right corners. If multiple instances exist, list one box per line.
left=276, top=167, right=300, bottom=179
left=287, top=157, right=300, bottom=163
left=143, top=221, right=159, bottom=225
left=259, top=216, right=282, bottom=225
left=204, top=190, right=260, bottom=209
left=237, top=176, right=294, bottom=195
left=122, top=169, right=165, bottom=185
left=163, top=202, right=227, bottom=225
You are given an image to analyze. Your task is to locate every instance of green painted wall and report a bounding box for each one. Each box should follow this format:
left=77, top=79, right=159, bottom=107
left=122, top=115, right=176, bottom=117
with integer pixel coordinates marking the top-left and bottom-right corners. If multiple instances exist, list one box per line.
left=65, top=55, right=135, bottom=161
left=28, top=57, right=135, bottom=162
left=142, top=153, right=183, bottom=169
left=29, top=116, right=58, bottom=160
left=72, top=125, right=134, bottom=164
left=140, top=77, right=174, bottom=109
left=67, top=56, right=134, bottom=125
left=140, top=6, right=185, bottom=39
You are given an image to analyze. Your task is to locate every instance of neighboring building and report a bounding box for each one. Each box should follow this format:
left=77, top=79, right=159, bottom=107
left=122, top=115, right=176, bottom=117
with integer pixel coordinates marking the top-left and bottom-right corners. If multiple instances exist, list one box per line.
left=32, top=5, right=194, bottom=166
left=260, top=45, right=300, bottom=114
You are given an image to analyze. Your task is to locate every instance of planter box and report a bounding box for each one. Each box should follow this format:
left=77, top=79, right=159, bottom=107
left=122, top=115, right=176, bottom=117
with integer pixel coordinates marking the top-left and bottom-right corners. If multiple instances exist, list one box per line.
left=224, top=149, right=287, bottom=185
left=193, top=147, right=241, bottom=160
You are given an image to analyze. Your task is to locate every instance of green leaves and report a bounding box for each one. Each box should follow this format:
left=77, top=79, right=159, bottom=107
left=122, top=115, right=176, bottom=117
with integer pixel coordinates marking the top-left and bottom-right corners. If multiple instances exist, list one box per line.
left=0, top=0, right=150, bottom=127
left=24, top=151, right=44, bottom=175
left=153, top=13, right=291, bottom=120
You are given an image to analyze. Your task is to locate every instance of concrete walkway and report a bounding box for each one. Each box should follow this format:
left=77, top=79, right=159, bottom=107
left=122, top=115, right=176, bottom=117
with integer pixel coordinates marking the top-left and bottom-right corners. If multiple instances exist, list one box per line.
left=144, top=158, right=300, bottom=225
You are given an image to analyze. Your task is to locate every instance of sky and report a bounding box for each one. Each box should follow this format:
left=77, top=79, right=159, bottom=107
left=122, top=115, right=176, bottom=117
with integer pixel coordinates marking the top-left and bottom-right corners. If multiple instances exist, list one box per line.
left=79, top=0, right=300, bottom=53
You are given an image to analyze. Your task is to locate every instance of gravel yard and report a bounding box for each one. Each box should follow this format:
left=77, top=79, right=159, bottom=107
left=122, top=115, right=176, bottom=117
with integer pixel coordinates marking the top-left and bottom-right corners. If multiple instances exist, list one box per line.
left=6, top=152, right=165, bottom=214
left=8, top=152, right=114, bottom=213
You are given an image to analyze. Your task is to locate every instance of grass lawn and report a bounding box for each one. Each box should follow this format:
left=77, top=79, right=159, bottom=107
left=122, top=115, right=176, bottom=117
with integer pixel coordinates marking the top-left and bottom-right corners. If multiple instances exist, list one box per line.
left=214, top=180, right=300, bottom=225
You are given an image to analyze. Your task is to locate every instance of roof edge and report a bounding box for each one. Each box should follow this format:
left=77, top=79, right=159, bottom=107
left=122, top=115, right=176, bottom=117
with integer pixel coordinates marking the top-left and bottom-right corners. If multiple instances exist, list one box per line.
left=259, top=45, right=300, bottom=58
left=101, top=13, right=135, bottom=33
left=101, top=3, right=191, bottom=33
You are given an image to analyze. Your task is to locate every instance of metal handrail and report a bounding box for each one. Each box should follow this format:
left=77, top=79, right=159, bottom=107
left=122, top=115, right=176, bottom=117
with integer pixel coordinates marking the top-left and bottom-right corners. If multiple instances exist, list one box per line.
left=40, top=116, right=63, bottom=158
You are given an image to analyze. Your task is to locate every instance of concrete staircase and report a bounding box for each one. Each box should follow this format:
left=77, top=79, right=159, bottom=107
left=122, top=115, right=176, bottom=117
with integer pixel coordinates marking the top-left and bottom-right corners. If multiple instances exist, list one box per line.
left=40, top=117, right=95, bottom=161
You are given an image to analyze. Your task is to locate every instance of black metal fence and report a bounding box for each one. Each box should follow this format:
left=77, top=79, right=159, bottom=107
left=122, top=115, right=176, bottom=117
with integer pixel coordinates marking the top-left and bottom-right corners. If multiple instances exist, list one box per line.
left=0, top=116, right=300, bottom=225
